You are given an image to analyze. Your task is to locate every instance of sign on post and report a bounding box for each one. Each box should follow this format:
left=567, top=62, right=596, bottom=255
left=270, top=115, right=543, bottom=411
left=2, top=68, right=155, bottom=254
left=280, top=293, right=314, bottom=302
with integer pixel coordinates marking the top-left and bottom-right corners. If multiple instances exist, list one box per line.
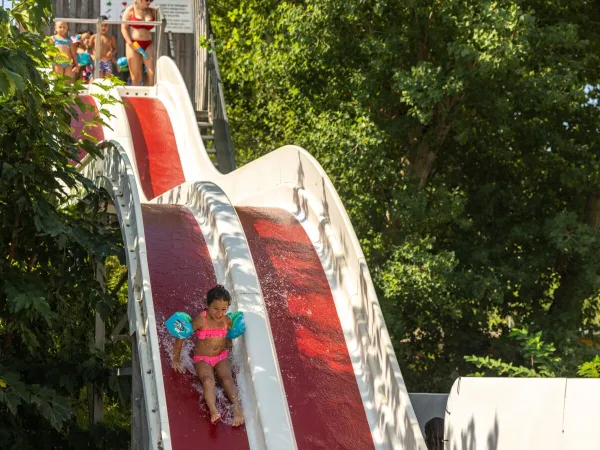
left=100, top=0, right=194, bottom=34
left=152, top=0, right=194, bottom=33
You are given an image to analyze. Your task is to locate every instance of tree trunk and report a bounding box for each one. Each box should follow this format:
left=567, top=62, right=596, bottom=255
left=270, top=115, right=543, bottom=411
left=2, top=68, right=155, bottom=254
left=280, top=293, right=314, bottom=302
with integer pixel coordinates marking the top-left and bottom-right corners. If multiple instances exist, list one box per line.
left=410, top=140, right=436, bottom=188
left=585, top=190, right=600, bottom=232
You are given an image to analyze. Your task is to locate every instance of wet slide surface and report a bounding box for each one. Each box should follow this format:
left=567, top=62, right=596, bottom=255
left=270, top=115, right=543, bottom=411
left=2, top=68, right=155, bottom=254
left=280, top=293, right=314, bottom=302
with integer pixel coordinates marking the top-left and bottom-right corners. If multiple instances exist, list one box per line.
left=142, top=204, right=250, bottom=449
left=70, top=95, right=104, bottom=164
left=237, top=207, right=374, bottom=450
left=123, top=97, right=185, bottom=200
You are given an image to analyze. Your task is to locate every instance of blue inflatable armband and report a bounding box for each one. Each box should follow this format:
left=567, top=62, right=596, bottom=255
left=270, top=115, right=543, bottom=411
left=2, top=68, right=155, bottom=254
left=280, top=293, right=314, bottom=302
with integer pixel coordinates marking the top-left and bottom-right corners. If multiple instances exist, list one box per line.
left=166, top=312, right=193, bottom=339
left=226, top=311, right=245, bottom=339
left=117, top=56, right=128, bottom=72
left=77, top=52, right=91, bottom=66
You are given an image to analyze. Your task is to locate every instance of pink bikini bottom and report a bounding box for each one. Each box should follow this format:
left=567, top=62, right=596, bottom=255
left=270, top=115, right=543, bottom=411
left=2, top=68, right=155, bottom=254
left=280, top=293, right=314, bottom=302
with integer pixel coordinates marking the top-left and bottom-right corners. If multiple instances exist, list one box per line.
left=193, top=350, right=229, bottom=367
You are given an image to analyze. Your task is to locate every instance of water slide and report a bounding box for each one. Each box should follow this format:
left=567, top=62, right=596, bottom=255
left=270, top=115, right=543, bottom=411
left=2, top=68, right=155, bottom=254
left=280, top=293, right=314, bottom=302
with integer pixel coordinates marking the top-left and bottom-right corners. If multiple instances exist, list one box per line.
left=75, top=56, right=427, bottom=450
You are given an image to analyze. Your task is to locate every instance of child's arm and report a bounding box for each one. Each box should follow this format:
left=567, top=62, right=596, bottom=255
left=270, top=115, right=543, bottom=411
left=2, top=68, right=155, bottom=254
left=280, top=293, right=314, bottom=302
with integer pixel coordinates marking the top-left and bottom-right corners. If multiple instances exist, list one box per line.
left=172, top=338, right=185, bottom=373
left=88, top=35, right=96, bottom=55
left=191, top=313, right=204, bottom=331
left=109, top=36, right=117, bottom=61
left=105, top=36, right=116, bottom=58
left=70, top=43, right=80, bottom=72
left=224, top=315, right=233, bottom=350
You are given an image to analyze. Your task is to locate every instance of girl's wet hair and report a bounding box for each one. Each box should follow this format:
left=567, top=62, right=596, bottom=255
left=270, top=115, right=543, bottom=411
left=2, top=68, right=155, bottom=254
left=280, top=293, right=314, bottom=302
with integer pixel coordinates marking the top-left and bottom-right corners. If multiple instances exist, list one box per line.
left=206, top=284, right=231, bottom=305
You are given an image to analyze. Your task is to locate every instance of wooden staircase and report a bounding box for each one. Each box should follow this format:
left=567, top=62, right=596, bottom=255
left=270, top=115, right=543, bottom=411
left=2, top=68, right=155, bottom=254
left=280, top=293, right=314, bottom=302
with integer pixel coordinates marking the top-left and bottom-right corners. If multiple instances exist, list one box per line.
left=195, top=110, right=218, bottom=168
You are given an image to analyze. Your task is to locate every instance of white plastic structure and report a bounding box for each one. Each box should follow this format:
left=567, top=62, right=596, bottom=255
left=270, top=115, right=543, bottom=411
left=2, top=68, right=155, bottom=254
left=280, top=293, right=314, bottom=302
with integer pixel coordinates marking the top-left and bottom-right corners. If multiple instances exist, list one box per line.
left=80, top=55, right=427, bottom=449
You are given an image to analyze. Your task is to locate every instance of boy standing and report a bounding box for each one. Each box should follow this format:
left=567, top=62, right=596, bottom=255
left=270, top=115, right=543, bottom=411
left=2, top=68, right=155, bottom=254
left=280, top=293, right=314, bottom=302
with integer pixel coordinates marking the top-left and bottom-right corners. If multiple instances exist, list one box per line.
left=89, top=16, right=117, bottom=78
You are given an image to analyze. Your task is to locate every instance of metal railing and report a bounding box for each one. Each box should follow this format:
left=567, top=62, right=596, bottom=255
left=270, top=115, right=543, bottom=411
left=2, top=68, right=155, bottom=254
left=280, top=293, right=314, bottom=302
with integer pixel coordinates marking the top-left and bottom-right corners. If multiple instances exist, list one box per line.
left=193, top=0, right=236, bottom=173
left=194, top=0, right=209, bottom=111
left=206, top=36, right=236, bottom=173
left=54, top=12, right=167, bottom=83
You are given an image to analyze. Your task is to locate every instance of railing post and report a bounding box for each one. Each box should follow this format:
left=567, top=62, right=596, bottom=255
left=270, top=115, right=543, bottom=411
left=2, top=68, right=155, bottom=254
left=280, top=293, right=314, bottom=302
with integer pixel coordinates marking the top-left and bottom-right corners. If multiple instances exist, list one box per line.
left=93, top=16, right=102, bottom=80
left=88, top=259, right=106, bottom=424
left=131, top=334, right=150, bottom=450
left=155, top=7, right=166, bottom=85
left=209, top=37, right=236, bottom=173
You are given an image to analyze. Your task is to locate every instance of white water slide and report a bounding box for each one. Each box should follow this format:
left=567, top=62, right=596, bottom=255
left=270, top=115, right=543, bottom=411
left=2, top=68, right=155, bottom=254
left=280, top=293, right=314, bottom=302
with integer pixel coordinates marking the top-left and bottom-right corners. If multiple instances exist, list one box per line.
left=76, top=56, right=427, bottom=450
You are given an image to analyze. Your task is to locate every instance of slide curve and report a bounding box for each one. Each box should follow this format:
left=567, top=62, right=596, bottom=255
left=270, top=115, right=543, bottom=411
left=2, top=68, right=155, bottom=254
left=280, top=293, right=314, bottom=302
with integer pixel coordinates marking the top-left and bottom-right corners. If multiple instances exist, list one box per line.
left=77, top=56, right=426, bottom=450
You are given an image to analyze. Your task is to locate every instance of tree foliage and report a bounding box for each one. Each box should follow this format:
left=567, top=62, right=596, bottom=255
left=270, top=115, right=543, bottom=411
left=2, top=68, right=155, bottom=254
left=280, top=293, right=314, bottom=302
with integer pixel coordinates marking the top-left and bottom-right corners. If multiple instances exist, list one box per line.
left=466, top=327, right=567, bottom=377
left=0, top=1, right=129, bottom=447
left=210, top=0, right=600, bottom=390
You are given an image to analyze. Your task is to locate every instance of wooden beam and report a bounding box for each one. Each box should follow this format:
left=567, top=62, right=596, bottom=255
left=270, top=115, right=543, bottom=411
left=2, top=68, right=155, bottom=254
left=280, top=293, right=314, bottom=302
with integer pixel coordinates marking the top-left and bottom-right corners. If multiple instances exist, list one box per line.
left=109, top=311, right=129, bottom=342
left=89, top=261, right=106, bottom=424
left=131, top=335, right=149, bottom=450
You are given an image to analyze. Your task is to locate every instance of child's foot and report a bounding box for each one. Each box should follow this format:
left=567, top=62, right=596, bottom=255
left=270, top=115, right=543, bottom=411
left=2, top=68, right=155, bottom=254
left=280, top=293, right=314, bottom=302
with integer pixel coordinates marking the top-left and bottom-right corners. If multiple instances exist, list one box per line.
left=210, top=410, right=222, bottom=424
left=232, top=405, right=244, bottom=427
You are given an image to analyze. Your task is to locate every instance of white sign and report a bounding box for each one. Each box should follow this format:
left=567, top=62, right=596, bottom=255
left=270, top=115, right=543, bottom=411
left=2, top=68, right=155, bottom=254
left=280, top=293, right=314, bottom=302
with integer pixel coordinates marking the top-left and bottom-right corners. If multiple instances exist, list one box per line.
left=152, top=0, right=194, bottom=34
left=100, top=0, right=194, bottom=34
left=99, top=0, right=129, bottom=22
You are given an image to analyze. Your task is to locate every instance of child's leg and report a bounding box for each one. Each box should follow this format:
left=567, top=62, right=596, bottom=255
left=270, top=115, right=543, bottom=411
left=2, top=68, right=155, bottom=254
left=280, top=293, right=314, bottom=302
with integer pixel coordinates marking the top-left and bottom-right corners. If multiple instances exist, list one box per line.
left=215, top=359, right=244, bottom=426
left=195, top=361, right=221, bottom=423
left=53, top=64, right=65, bottom=75
left=64, top=65, right=74, bottom=80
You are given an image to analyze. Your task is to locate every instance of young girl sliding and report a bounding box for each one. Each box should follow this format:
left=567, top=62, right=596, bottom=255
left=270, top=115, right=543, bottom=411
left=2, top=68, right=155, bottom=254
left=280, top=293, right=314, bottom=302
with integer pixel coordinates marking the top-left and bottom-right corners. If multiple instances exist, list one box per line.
left=171, top=285, right=245, bottom=427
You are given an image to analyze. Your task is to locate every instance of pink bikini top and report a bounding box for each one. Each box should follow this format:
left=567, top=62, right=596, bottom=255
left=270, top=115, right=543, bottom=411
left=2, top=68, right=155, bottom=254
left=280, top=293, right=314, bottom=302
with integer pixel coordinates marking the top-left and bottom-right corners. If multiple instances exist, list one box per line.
left=195, top=311, right=228, bottom=339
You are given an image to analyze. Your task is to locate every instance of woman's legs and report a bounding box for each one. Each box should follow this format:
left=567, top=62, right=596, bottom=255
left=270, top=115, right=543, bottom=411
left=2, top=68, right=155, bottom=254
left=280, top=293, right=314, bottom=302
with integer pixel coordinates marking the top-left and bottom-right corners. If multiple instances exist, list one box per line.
left=126, top=44, right=144, bottom=86
left=215, top=359, right=244, bottom=426
left=143, top=43, right=155, bottom=86
left=195, top=361, right=221, bottom=423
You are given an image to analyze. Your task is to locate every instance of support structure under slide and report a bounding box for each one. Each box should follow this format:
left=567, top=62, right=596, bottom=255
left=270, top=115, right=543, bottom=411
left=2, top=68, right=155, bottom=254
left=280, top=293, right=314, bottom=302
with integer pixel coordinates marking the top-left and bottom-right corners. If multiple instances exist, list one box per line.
left=76, top=56, right=426, bottom=450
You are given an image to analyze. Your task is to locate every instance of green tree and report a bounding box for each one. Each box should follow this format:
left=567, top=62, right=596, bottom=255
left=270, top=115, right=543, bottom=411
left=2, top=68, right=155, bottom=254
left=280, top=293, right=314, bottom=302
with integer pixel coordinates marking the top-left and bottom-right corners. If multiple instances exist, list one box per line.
left=465, top=327, right=599, bottom=378
left=0, top=1, right=129, bottom=447
left=210, top=0, right=600, bottom=390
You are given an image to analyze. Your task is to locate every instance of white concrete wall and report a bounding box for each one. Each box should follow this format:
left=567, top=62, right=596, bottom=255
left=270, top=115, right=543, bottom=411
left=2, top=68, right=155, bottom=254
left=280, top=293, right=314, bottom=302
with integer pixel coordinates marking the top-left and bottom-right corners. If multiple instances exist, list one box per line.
left=408, top=393, right=448, bottom=438
left=563, top=379, right=600, bottom=449
left=445, top=377, right=600, bottom=450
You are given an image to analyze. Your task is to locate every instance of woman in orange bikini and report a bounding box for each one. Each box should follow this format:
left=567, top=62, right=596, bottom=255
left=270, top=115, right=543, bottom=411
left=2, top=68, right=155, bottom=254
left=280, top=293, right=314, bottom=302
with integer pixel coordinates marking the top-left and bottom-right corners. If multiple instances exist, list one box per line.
left=120, top=0, right=156, bottom=85
left=172, top=285, right=245, bottom=426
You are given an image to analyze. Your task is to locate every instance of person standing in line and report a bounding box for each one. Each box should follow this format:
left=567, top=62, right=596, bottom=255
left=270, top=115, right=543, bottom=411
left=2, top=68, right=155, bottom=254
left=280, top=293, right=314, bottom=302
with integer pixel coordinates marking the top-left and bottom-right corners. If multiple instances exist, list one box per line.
left=120, top=0, right=156, bottom=86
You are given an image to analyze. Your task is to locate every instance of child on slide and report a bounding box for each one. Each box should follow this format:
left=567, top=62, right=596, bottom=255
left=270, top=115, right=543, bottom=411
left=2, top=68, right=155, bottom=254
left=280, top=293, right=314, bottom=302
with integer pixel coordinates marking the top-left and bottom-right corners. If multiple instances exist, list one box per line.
left=172, top=285, right=245, bottom=427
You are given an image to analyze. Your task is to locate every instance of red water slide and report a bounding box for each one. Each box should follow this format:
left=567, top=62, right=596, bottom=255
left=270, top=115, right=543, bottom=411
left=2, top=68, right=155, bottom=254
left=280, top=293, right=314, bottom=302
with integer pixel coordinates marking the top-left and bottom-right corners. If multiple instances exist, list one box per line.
left=121, top=97, right=251, bottom=448
left=107, top=95, right=376, bottom=448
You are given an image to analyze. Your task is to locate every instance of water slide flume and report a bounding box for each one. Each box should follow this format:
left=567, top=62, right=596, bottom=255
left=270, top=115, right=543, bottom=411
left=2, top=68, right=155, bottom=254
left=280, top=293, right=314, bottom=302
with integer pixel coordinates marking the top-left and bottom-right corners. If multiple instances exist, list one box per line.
left=77, top=56, right=426, bottom=449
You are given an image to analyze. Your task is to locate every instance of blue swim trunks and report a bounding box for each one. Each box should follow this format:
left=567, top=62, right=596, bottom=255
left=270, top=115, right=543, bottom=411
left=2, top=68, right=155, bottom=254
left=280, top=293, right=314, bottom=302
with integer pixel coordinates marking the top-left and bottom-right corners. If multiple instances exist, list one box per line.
left=99, top=60, right=114, bottom=74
